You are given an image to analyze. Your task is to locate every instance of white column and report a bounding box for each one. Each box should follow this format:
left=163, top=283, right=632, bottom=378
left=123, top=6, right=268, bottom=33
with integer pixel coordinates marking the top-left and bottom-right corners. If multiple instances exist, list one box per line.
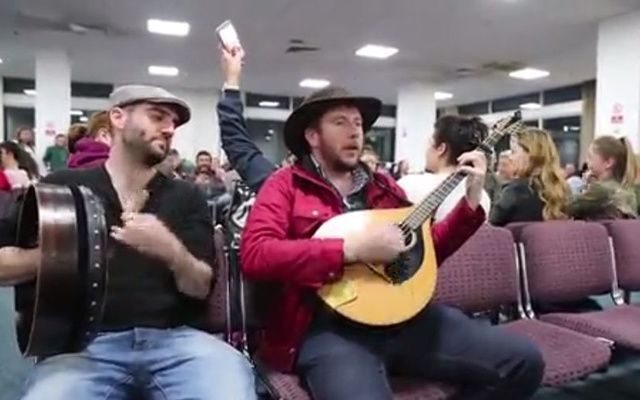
left=171, top=89, right=219, bottom=161
left=595, top=10, right=640, bottom=150
left=395, top=82, right=436, bottom=172
left=35, top=49, right=71, bottom=160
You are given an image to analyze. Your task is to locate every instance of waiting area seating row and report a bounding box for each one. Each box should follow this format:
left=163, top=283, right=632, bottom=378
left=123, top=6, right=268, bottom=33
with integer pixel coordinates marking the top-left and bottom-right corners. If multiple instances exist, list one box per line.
left=207, top=220, right=640, bottom=399
left=2, top=188, right=638, bottom=399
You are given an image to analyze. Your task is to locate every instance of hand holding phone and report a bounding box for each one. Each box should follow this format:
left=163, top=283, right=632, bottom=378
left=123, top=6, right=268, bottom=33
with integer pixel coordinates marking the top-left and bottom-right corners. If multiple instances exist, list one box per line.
left=216, top=20, right=241, bottom=52
left=219, top=42, right=245, bottom=88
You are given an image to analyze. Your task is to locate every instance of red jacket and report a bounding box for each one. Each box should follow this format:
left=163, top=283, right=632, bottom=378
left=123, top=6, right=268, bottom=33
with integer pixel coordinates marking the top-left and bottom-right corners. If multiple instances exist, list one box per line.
left=0, top=170, right=11, bottom=192
left=240, top=163, right=485, bottom=372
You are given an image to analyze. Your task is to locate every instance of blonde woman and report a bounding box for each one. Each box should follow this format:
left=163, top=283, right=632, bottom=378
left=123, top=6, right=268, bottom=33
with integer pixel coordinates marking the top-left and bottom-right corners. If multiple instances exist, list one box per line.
left=490, top=128, right=570, bottom=226
left=568, top=136, right=638, bottom=220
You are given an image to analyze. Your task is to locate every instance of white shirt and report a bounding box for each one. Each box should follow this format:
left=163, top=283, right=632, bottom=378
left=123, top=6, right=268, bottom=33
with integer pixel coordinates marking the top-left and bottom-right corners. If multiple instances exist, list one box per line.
left=4, top=168, right=31, bottom=189
left=398, top=172, right=491, bottom=223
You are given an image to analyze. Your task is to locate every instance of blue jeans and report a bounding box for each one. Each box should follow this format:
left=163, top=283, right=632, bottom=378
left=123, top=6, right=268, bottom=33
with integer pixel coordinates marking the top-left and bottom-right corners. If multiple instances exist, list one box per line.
left=296, top=305, right=544, bottom=400
left=20, top=326, right=256, bottom=400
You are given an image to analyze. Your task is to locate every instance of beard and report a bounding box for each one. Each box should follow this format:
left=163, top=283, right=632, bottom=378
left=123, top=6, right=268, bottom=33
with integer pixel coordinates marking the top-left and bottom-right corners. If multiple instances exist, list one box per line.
left=324, top=148, right=360, bottom=172
left=122, top=123, right=168, bottom=167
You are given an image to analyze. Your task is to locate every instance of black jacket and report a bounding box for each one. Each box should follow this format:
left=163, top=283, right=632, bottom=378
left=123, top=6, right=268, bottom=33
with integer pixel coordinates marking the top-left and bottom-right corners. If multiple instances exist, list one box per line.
left=490, top=179, right=544, bottom=226
left=216, top=89, right=277, bottom=192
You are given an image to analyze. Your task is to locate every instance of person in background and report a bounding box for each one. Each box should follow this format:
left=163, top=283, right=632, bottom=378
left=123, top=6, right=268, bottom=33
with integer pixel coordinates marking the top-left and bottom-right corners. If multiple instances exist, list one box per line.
left=398, top=116, right=492, bottom=222
left=496, top=150, right=516, bottom=184
left=281, top=152, right=297, bottom=168
left=67, top=123, right=88, bottom=154
left=490, top=129, right=570, bottom=226
left=360, top=145, right=381, bottom=172
left=195, top=150, right=227, bottom=188
left=163, top=149, right=185, bottom=179
left=0, top=169, right=11, bottom=192
left=43, top=134, right=69, bottom=172
left=563, top=163, right=576, bottom=179
left=15, top=126, right=37, bottom=160
left=391, top=159, right=410, bottom=180
left=67, top=111, right=112, bottom=169
left=195, top=151, right=227, bottom=180
left=564, top=163, right=584, bottom=195
left=568, top=136, right=638, bottom=220
left=0, top=142, right=32, bottom=189
left=13, top=126, right=41, bottom=179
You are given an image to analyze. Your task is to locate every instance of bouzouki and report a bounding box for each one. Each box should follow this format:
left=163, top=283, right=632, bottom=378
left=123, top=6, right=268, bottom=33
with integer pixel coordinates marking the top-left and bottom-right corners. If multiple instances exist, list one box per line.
left=315, top=112, right=524, bottom=326
left=14, top=184, right=108, bottom=358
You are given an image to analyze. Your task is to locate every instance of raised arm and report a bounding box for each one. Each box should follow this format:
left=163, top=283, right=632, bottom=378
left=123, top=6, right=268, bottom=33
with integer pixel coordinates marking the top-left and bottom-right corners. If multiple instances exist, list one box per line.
left=217, top=46, right=276, bottom=192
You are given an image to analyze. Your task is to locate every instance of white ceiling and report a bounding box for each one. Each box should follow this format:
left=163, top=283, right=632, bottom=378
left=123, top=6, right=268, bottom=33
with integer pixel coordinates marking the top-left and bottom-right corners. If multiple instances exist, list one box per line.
left=0, top=0, right=639, bottom=105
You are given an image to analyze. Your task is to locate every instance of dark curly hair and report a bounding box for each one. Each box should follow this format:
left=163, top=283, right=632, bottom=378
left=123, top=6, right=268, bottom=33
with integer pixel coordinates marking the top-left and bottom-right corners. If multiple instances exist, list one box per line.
left=433, top=115, right=488, bottom=166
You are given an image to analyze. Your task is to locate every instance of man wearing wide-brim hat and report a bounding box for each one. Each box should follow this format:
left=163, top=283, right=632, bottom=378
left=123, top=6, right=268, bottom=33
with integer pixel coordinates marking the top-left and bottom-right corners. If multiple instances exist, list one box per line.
left=4, top=84, right=257, bottom=399
left=242, top=85, right=543, bottom=398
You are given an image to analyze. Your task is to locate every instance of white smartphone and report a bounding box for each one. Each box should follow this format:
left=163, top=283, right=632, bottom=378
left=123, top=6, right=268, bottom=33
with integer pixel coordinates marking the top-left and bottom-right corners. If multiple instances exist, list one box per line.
left=216, top=20, right=241, bottom=50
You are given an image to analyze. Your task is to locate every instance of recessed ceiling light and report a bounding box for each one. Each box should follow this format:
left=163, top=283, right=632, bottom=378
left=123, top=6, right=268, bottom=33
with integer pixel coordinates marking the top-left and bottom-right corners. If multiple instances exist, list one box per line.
left=520, top=102, right=542, bottom=110
left=509, top=68, right=550, bottom=80
left=147, top=19, right=190, bottom=37
left=434, top=91, right=453, bottom=101
left=355, top=44, right=399, bottom=59
left=258, top=101, right=280, bottom=108
left=70, top=110, right=84, bottom=116
left=0, top=58, right=3, bottom=64
left=79, top=116, right=89, bottom=123
left=24, top=89, right=36, bottom=96
left=148, top=65, right=179, bottom=76
left=299, top=79, right=330, bottom=89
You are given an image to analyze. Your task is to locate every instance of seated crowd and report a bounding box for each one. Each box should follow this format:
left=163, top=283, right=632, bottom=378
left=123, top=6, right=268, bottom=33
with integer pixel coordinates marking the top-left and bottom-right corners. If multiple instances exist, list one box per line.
left=0, top=43, right=638, bottom=400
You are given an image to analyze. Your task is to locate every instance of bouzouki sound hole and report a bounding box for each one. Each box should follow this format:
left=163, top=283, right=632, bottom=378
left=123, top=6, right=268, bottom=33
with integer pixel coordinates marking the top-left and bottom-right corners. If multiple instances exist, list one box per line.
left=384, top=229, right=425, bottom=284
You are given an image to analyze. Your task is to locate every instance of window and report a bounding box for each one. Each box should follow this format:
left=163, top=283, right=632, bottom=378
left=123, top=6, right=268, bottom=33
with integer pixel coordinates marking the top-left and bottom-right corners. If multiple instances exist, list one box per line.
left=543, top=117, right=581, bottom=167
left=246, top=93, right=290, bottom=110
left=4, top=107, right=35, bottom=141
left=381, top=104, right=397, bottom=118
left=245, top=119, right=287, bottom=163
left=70, top=110, right=102, bottom=124
left=491, top=93, right=539, bottom=113
left=458, top=102, right=489, bottom=116
left=3, top=78, right=35, bottom=94
left=366, top=128, right=395, bottom=162
left=292, top=97, right=304, bottom=109
left=71, top=82, right=113, bottom=98
left=543, top=84, right=582, bottom=105
left=3, top=78, right=112, bottom=98
left=543, top=117, right=581, bottom=135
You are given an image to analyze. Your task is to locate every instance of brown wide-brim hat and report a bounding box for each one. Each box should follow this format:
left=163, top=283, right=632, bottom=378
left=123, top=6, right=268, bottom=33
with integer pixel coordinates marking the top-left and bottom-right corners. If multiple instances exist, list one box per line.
left=284, top=86, right=382, bottom=156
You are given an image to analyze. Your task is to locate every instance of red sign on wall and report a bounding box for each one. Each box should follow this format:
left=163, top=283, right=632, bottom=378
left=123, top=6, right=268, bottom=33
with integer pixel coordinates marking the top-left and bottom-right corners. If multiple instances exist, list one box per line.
left=44, top=121, right=56, bottom=136
left=611, top=103, right=624, bottom=125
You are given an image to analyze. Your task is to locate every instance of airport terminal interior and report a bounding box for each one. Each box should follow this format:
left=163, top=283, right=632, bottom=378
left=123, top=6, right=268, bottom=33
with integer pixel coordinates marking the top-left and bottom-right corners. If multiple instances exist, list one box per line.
left=1, top=1, right=640, bottom=399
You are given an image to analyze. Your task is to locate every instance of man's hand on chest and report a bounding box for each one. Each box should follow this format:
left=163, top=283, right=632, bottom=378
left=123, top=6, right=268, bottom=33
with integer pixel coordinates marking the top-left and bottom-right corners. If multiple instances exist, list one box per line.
left=110, top=212, right=181, bottom=267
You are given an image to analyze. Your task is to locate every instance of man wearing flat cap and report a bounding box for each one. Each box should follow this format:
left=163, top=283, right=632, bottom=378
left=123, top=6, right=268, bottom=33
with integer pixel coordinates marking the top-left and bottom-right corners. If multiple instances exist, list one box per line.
left=0, top=85, right=256, bottom=399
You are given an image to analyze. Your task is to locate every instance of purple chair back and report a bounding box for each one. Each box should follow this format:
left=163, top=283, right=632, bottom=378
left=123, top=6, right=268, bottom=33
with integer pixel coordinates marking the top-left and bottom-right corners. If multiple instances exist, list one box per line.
left=516, top=222, right=614, bottom=304
left=434, top=225, right=519, bottom=313
left=604, top=220, right=640, bottom=291
left=203, top=225, right=230, bottom=338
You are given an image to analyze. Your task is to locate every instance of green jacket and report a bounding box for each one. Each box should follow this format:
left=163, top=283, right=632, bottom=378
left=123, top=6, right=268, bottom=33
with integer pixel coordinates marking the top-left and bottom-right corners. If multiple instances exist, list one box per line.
left=43, top=145, right=69, bottom=172
left=568, top=180, right=637, bottom=220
